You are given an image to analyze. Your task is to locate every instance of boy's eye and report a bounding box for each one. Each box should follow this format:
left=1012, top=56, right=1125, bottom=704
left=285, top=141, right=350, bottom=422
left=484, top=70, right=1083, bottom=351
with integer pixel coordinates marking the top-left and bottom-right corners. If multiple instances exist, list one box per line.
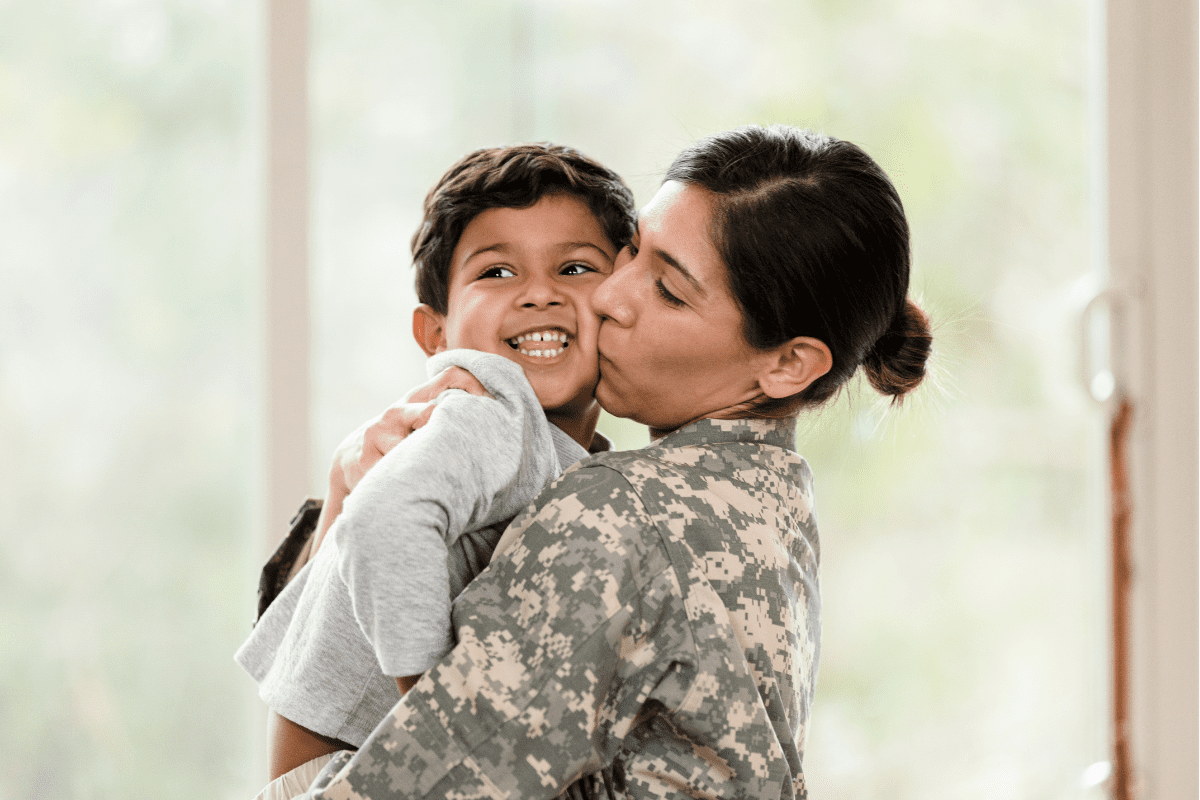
left=560, top=261, right=597, bottom=276
left=479, top=266, right=515, bottom=279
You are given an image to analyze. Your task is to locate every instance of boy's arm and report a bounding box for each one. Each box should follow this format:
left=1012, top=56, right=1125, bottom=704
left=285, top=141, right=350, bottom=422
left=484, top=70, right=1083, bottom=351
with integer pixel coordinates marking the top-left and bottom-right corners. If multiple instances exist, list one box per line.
left=268, top=710, right=355, bottom=781
left=335, top=350, right=559, bottom=678
left=310, top=367, right=491, bottom=554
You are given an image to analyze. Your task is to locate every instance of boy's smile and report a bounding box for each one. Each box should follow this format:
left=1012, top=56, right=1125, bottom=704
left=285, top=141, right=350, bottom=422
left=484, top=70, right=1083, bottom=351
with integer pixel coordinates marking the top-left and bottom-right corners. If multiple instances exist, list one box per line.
left=413, top=192, right=617, bottom=436
left=507, top=328, right=571, bottom=359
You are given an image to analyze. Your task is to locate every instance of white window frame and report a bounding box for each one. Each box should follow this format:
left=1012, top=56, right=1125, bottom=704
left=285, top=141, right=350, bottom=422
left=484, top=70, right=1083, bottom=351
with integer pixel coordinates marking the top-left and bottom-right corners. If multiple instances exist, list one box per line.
left=1106, top=1, right=1198, bottom=798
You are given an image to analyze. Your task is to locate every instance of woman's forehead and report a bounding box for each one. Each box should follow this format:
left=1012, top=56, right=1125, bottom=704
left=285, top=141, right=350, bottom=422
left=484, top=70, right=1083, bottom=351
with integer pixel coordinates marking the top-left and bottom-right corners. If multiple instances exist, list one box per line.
left=638, top=181, right=724, bottom=282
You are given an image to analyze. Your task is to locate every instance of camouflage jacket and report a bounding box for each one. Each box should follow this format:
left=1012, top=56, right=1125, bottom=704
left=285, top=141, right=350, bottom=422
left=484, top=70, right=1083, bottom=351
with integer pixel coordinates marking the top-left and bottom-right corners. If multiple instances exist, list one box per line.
left=305, top=416, right=821, bottom=800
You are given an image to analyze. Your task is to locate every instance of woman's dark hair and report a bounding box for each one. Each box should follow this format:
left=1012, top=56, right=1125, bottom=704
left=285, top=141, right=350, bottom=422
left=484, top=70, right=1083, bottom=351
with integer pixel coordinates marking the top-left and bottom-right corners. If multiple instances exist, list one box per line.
left=665, top=124, right=932, bottom=409
left=413, top=143, right=636, bottom=314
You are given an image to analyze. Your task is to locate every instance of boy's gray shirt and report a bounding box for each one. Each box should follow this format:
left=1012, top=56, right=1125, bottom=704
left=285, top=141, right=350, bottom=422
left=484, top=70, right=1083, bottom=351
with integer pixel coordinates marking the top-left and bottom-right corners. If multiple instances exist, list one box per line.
left=235, top=350, right=589, bottom=747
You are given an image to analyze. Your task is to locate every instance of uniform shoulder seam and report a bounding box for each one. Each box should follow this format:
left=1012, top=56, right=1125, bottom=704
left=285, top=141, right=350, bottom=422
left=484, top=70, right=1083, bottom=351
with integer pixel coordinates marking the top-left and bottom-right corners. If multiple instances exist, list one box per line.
left=576, top=457, right=705, bottom=676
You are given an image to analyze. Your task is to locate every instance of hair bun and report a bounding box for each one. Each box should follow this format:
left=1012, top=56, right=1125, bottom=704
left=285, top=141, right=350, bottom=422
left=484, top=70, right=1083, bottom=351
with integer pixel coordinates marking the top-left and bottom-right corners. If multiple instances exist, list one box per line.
left=863, top=298, right=931, bottom=400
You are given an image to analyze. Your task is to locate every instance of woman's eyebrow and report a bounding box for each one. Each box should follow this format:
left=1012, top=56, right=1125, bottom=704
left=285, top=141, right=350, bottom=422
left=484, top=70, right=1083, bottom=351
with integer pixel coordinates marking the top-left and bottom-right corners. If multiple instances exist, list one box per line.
left=654, top=248, right=707, bottom=298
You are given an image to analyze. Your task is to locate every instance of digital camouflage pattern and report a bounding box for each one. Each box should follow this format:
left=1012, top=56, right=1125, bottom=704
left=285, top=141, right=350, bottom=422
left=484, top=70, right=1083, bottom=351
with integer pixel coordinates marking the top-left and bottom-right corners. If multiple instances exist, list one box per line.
left=303, top=416, right=821, bottom=800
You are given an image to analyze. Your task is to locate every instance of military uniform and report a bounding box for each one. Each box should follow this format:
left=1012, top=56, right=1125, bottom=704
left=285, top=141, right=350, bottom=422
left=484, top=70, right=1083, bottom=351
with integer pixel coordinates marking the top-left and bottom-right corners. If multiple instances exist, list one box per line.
left=304, top=416, right=821, bottom=800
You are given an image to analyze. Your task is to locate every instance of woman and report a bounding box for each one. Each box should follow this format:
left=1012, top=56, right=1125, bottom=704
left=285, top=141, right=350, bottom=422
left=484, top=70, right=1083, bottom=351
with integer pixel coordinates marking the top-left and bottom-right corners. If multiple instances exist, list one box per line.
left=304, top=124, right=930, bottom=799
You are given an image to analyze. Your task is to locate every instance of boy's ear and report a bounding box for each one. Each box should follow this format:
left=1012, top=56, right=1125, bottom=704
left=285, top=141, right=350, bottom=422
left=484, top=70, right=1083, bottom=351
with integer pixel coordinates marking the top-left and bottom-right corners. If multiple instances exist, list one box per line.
left=412, top=305, right=448, bottom=357
left=757, top=336, right=833, bottom=399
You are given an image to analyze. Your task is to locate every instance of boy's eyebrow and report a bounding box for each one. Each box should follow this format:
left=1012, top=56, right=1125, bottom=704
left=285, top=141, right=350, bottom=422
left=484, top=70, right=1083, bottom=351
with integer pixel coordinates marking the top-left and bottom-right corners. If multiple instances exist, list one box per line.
left=463, top=242, right=512, bottom=262
left=654, top=248, right=707, bottom=298
left=464, top=240, right=615, bottom=261
left=556, top=241, right=616, bottom=258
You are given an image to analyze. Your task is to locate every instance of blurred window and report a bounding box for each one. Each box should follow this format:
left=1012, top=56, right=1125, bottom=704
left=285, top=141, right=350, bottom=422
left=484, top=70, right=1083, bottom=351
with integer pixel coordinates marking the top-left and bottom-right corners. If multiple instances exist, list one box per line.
left=309, top=3, right=1107, bottom=798
left=0, top=1, right=262, bottom=797
left=0, top=2, right=1109, bottom=798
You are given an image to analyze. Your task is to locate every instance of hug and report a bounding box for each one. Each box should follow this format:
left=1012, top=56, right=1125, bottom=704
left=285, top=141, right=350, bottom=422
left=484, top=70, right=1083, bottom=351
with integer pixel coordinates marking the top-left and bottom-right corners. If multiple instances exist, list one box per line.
left=238, top=123, right=931, bottom=800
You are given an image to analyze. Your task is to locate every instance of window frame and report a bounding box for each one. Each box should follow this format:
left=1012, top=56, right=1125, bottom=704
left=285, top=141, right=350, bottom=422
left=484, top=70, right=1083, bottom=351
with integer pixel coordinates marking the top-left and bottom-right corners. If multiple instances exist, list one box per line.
left=265, top=0, right=312, bottom=561
left=1105, top=0, right=1199, bottom=797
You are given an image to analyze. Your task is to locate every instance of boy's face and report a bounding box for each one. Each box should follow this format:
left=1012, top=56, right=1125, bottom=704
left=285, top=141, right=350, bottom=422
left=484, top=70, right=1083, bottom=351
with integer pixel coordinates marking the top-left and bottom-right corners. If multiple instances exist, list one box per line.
left=413, top=192, right=617, bottom=427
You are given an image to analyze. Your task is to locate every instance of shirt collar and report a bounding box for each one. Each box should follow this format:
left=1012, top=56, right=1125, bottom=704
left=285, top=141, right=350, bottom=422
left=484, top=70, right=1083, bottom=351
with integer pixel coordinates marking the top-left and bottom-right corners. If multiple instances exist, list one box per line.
left=646, top=416, right=797, bottom=453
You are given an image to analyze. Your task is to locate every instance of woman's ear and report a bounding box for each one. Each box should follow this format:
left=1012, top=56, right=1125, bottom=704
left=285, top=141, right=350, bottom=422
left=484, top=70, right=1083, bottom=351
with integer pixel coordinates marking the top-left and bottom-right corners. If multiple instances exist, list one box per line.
left=758, top=336, right=833, bottom=399
left=412, top=305, right=448, bottom=357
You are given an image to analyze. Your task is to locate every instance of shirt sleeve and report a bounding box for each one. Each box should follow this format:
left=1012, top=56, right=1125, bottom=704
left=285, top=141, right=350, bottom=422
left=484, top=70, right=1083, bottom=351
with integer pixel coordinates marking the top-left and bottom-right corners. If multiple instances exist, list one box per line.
left=335, top=350, right=559, bottom=677
left=307, top=463, right=698, bottom=799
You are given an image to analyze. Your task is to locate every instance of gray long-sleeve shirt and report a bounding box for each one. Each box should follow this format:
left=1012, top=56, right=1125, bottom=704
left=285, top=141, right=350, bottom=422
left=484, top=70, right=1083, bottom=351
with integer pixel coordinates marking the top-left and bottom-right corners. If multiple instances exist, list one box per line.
left=235, top=350, right=588, bottom=747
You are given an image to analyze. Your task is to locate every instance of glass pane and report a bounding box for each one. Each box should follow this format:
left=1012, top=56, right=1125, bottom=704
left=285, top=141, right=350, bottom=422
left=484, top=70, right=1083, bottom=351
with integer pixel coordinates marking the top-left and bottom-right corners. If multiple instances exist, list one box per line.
left=0, top=2, right=261, bottom=796
left=311, top=1, right=1107, bottom=797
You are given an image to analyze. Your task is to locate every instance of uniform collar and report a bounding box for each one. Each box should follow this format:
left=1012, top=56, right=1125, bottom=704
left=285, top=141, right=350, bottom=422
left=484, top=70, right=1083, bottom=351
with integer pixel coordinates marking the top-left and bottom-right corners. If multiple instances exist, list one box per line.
left=647, top=416, right=797, bottom=452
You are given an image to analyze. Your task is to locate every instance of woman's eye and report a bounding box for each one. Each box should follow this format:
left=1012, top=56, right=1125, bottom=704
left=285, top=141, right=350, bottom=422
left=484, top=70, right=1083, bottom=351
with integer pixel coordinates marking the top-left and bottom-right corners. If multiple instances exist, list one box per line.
left=479, top=266, right=515, bottom=279
left=655, top=278, right=685, bottom=308
left=560, top=262, right=597, bottom=276
left=626, top=242, right=640, bottom=257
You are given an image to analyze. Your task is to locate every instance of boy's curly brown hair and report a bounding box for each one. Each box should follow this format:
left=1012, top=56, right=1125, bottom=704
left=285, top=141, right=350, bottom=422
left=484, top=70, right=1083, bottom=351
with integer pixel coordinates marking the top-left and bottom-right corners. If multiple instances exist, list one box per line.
left=412, top=143, right=637, bottom=314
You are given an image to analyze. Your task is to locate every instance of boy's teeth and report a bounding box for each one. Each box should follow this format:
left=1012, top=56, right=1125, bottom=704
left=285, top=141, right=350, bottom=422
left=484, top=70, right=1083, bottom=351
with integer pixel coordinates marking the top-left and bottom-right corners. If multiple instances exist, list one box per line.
left=517, top=345, right=566, bottom=357
left=505, top=329, right=571, bottom=358
left=508, top=330, right=569, bottom=349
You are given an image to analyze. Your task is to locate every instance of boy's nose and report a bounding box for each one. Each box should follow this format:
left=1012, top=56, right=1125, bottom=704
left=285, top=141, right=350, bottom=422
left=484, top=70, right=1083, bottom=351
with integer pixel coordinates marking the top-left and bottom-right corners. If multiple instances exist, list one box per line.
left=518, top=275, right=564, bottom=308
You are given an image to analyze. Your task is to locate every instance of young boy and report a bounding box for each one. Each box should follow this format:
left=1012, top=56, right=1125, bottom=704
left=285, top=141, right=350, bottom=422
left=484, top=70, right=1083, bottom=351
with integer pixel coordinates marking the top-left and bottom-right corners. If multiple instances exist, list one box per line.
left=235, top=143, right=635, bottom=797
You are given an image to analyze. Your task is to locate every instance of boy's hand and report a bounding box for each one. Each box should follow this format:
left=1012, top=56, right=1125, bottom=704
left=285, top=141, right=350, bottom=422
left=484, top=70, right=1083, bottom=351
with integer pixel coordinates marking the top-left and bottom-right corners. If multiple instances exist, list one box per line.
left=312, top=367, right=491, bottom=551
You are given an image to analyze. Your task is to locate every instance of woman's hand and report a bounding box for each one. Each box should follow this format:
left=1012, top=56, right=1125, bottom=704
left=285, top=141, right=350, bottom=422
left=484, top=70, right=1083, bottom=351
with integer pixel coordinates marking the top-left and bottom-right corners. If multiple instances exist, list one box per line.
left=311, top=366, right=490, bottom=551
